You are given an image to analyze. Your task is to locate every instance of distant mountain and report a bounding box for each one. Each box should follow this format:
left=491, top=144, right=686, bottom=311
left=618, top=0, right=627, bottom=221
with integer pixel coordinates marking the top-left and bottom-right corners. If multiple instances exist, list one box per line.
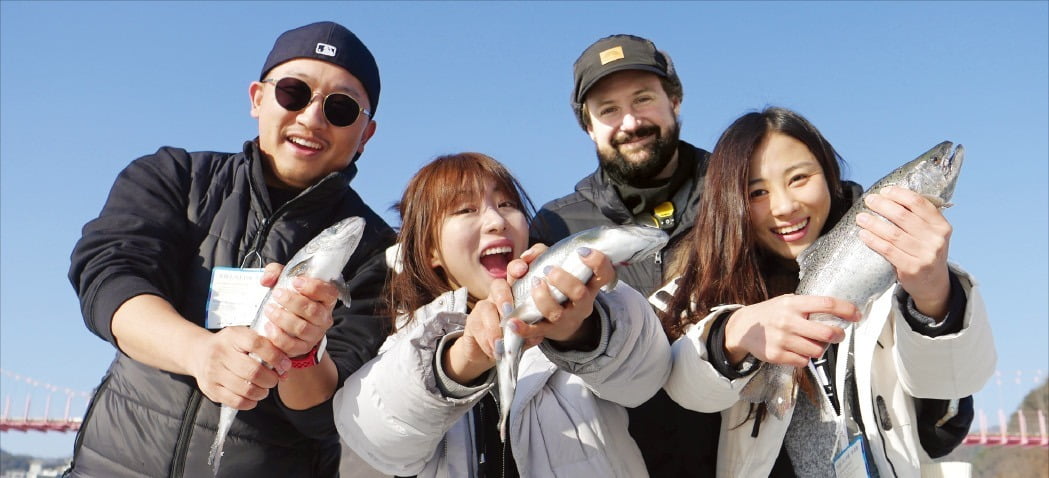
left=0, top=448, right=72, bottom=473
left=943, top=380, right=1049, bottom=478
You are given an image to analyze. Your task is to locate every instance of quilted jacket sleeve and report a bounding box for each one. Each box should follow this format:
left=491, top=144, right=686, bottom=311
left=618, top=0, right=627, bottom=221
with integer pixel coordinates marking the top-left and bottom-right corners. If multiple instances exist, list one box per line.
left=333, top=290, right=487, bottom=476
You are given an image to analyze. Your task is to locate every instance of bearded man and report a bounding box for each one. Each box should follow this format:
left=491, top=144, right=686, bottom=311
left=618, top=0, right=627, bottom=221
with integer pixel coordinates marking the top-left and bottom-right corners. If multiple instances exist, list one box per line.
left=529, top=34, right=719, bottom=477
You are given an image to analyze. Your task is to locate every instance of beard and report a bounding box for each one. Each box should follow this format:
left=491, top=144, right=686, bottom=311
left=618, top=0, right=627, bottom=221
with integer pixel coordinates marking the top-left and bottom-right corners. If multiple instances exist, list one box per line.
left=596, top=119, right=681, bottom=185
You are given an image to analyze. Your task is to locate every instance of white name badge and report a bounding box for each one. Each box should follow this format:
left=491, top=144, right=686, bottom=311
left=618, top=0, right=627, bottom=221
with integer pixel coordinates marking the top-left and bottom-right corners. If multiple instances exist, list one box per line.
left=205, top=267, right=269, bottom=329
left=833, top=436, right=873, bottom=478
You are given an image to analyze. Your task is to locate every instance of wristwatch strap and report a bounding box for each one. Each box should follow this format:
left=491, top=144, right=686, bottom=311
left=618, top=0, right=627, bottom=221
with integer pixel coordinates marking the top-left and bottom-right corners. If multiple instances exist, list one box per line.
left=289, top=336, right=327, bottom=369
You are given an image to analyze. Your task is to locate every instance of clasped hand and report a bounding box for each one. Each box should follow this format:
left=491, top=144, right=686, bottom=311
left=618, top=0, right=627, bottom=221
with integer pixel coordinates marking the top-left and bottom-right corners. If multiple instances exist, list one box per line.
left=724, top=186, right=953, bottom=369
left=444, top=245, right=616, bottom=384
left=198, top=263, right=339, bottom=410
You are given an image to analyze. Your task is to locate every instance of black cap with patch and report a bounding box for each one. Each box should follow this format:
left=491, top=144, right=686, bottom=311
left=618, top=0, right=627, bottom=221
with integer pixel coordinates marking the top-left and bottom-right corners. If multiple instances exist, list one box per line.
left=572, top=34, right=674, bottom=105
left=260, top=22, right=381, bottom=117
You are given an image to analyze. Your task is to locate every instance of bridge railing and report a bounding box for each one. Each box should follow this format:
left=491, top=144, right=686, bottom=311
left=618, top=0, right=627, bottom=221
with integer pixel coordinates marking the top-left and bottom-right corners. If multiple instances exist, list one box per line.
left=1, top=368, right=1046, bottom=447
left=1, top=368, right=89, bottom=433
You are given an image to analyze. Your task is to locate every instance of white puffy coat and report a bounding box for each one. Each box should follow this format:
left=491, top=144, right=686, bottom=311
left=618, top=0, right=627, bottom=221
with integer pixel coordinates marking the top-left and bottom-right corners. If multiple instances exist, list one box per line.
left=663, top=267, right=995, bottom=478
left=335, top=284, right=671, bottom=478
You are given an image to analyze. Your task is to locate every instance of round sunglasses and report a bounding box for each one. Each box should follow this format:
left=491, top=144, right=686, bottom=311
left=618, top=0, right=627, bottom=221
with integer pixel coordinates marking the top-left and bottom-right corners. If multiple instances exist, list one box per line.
left=262, top=77, right=371, bottom=127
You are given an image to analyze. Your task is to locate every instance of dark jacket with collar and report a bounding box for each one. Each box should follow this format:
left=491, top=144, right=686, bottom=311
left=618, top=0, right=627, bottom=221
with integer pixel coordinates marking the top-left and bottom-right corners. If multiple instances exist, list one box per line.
left=530, top=140, right=709, bottom=298
left=530, top=140, right=722, bottom=478
left=68, top=140, right=395, bottom=477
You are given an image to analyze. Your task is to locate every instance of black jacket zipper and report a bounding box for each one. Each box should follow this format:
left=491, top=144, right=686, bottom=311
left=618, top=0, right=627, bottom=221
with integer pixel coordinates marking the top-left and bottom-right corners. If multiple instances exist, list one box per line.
left=170, top=390, right=204, bottom=477
left=68, top=373, right=113, bottom=473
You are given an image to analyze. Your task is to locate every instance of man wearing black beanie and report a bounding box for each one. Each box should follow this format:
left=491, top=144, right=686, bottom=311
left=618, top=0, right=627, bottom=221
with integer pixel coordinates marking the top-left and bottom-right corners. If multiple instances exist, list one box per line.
left=67, top=21, right=395, bottom=477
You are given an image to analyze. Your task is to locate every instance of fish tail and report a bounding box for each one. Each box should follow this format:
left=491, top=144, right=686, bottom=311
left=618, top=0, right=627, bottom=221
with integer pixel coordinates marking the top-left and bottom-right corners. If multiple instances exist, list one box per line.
left=739, top=364, right=795, bottom=420
left=496, top=358, right=516, bottom=443
left=498, top=409, right=509, bottom=443
left=335, top=278, right=352, bottom=306
left=209, top=405, right=237, bottom=475
left=496, top=331, right=523, bottom=443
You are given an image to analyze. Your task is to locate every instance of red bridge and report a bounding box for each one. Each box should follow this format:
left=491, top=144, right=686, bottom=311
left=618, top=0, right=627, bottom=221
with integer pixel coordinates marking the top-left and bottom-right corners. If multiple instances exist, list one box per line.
left=961, top=407, right=1049, bottom=447
left=1, top=368, right=1046, bottom=448
left=1, top=368, right=87, bottom=433
left=1, top=418, right=81, bottom=433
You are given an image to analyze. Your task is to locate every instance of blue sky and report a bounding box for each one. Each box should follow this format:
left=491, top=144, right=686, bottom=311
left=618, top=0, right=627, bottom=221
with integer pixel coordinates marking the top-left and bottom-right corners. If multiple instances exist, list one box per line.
left=1, top=1, right=1046, bottom=458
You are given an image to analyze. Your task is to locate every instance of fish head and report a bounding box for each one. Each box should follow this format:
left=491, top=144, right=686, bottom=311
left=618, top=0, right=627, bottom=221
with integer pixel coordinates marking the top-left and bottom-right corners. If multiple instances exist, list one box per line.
left=582, top=225, right=669, bottom=266
left=891, top=141, right=965, bottom=207
left=295, top=216, right=367, bottom=280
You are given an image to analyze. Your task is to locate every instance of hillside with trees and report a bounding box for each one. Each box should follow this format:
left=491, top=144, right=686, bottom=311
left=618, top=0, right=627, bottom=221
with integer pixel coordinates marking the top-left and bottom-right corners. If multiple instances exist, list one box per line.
left=944, top=380, right=1048, bottom=477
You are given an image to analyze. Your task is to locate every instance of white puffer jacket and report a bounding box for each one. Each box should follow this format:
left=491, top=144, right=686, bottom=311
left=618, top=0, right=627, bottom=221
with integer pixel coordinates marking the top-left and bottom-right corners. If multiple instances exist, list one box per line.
left=662, top=266, right=995, bottom=478
left=335, top=284, right=671, bottom=478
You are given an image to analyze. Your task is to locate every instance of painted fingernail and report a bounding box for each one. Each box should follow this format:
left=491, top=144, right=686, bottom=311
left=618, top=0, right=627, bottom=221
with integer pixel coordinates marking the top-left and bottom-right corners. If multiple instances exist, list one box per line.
left=542, top=265, right=553, bottom=275
left=577, top=246, right=592, bottom=257
left=501, top=302, right=513, bottom=317
left=532, top=277, right=543, bottom=287
left=494, top=338, right=504, bottom=358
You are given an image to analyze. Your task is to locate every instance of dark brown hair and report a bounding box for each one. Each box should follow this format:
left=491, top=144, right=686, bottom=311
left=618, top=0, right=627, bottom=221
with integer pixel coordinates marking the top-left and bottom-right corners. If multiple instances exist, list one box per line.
left=660, top=106, right=852, bottom=419
left=662, top=106, right=851, bottom=339
left=386, top=152, right=535, bottom=329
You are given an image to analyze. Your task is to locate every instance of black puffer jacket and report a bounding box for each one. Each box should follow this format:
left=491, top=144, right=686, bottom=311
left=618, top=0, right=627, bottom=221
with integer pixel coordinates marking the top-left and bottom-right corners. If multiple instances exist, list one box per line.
left=530, top=140, right=723, bottom=478
left=68, top=140, right=395, bottom=477
left=531, top=140, right=708, bottom=297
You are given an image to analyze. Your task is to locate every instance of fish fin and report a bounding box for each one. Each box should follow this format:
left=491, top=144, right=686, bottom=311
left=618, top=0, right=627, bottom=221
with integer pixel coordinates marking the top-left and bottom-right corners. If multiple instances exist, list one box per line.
left=921, top=194, right=951, bottom=209
left=335, top=278, right=352, bottom=307
left=285, top=256, right=313, bottom=277
left=739, top=363, right=795, bottom=421
left=739, top=364, right=771, bottom=403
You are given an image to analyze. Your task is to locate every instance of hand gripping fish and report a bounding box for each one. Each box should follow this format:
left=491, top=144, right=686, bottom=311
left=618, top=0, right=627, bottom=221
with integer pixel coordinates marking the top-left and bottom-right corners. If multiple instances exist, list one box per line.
left=496, top=225, right=669, bottom=441
left=208, top=216, right=366, bottom=474
left=739, top=141, right=964, bottom=420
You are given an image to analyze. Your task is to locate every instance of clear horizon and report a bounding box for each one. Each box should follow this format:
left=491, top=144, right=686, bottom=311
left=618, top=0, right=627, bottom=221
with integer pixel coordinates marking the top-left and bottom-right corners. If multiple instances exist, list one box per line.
left=2, top=0, right=1046, bottom=458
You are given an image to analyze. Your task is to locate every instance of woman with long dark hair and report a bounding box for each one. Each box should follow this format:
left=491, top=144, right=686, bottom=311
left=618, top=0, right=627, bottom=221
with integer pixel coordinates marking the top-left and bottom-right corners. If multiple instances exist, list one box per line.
left=659, top=107, right=994, bottom=477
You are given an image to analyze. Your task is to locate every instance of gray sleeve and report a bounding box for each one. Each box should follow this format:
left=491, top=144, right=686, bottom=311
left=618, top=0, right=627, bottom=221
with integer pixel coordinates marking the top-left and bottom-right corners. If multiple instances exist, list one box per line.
left=433, top=331, right=496, bottom=399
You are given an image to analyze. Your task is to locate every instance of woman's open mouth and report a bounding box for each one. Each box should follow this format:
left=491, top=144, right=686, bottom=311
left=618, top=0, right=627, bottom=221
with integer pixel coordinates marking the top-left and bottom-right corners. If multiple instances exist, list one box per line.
left=480, top=245, right=513, bottom=277
left=772, top=218, right=809, bottom=242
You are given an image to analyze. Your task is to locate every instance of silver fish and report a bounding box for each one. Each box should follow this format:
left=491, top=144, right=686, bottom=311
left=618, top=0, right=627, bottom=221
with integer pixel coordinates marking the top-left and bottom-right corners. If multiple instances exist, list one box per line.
left=496, top=225, right=669, bottom=441
left=208, top=216, right=366, bottom=474
left=739, top=141, right=965, bottom=420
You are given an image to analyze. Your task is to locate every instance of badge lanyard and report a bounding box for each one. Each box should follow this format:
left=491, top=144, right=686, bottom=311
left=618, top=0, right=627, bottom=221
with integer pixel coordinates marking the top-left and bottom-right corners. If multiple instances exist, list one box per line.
left=808, top=332, right=873, bottom=478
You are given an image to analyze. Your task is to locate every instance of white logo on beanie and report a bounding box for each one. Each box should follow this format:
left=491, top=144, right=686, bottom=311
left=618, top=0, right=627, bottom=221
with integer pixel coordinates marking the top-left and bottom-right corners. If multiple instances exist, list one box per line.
left=315, top=43, right=337, bottom=57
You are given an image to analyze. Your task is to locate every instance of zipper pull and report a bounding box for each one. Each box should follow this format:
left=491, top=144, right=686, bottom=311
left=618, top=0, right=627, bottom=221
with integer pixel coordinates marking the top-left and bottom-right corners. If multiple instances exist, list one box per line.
left=654, top=252, right=662, bottom=265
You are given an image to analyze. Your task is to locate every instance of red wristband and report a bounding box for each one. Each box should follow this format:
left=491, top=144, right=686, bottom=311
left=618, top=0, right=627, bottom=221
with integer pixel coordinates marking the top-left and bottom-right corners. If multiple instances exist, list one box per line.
left=289, top=336, right=327, bottom=369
